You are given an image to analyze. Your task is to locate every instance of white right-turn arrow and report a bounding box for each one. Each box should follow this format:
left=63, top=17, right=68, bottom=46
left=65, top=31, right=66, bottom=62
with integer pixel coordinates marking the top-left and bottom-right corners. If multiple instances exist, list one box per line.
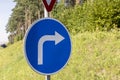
left=38, top=31, right=65, bottom=65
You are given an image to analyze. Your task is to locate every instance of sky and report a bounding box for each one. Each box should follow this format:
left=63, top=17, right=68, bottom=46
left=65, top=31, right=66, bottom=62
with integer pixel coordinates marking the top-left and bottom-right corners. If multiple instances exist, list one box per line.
left=0, top=0, right=16, bottom=44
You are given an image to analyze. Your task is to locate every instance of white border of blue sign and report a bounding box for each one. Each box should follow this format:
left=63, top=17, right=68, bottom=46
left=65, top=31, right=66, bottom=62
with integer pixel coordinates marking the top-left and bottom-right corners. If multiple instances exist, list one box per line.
left=24, top=18, right=72, bottom=75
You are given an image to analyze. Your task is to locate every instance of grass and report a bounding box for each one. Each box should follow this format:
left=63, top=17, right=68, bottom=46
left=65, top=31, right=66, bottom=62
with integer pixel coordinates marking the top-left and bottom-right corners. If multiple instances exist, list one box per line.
left=0, top=31, right=120, bottom=80
left=0, top=47, right=2, bottom=50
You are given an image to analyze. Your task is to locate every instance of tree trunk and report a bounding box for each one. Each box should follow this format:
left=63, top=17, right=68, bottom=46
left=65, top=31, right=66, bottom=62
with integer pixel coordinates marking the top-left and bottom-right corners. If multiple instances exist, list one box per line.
left=25, top=7, right=29, bottom=33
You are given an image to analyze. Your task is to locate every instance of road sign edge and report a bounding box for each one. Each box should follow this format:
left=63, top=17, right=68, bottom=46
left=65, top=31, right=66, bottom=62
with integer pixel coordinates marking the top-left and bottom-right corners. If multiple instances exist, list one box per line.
left=42, top=0, right=56, bottom=12
left=23, top=18, right=72, bottom=75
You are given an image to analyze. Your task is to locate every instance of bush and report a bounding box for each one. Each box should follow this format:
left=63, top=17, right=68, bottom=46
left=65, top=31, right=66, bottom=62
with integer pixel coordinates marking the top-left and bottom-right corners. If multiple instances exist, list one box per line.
left=14, top=33, right=23, bottom=42
left=92, top=0, right=120, bottom=30
left=52, top=0, right=120, bottom=34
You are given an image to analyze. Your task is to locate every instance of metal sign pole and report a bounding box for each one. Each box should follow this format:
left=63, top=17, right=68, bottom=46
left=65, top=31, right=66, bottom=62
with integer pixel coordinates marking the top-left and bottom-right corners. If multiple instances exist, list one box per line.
left=44, top=7, right=51, bottom=80
left=44, top=7, right=50, bottom=17
left=45, top=75, right=51, bottom=80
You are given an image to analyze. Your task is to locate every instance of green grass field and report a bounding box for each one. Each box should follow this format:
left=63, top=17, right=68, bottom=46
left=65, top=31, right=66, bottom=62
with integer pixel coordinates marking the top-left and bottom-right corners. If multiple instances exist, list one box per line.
left=0, top=31, right=120, bottom=80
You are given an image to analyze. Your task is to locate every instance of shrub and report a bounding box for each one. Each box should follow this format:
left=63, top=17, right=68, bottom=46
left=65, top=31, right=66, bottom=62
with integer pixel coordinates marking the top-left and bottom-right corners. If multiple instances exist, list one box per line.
left=52, top=0, right=120, bottom=34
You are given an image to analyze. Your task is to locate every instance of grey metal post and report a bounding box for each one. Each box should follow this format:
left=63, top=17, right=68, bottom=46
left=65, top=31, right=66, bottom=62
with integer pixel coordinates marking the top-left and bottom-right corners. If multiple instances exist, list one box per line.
left=44, top=7, right=48, bottom=17
left=44, top=6, right=51, bottom=80
left=45, top=75, right=51, bottom=80
left=44, top=7, right=50, bottom=17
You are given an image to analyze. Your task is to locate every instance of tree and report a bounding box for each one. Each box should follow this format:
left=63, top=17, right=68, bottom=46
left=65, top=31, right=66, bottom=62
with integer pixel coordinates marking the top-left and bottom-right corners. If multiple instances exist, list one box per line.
left=64, top=0, right=76, bottom=6
left=6, top=0, right=44, bottom=43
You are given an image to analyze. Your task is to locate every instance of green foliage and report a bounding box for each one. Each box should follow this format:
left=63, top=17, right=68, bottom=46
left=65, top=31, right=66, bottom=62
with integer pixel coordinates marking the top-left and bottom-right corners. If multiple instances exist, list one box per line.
left=0, top=31, right=120, bottom=79
left=14, top=33, right=23, bottom=42
left=92, top=0, right=120, bottom=30
left=6, top=0, right=44, bottom=44
left=53, top=0, right=120, bottom=34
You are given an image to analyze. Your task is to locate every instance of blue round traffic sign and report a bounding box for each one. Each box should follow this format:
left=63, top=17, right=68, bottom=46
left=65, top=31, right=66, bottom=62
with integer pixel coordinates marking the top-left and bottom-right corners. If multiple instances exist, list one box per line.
left=24, top=18, right=72, bottom=75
